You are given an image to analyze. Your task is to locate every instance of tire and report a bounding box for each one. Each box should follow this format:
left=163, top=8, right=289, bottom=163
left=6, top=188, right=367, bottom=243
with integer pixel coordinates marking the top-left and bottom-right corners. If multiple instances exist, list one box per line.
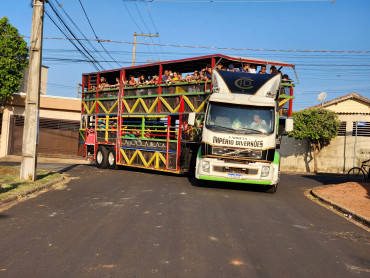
left=265, top=184, right=278, bottom=194
left=107, top=148, right=117, bottom=170
left=347, top=167, right=365, bottom=182
left=96, top=146, right=108, bottom=169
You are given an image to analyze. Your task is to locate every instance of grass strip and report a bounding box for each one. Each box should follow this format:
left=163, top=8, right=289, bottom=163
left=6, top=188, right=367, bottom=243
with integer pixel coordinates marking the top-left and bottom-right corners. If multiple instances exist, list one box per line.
left=0, top=166, right=61, bottom=201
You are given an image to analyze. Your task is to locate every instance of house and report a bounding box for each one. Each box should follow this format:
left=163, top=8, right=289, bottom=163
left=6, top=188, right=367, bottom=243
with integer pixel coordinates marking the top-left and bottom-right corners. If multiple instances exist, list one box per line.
left=280, top=93, right=370, bottom=173
left=0, top=93, right=81, bottom=158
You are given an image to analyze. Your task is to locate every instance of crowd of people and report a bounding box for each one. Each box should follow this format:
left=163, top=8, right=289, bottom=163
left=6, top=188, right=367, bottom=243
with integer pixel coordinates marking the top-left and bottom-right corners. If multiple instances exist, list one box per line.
left=93, top=63, right=291, bottom=91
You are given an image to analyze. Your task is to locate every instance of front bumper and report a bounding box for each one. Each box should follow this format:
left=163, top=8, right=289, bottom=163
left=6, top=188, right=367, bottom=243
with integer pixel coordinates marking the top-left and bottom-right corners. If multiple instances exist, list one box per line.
left=195, top=156, right=279, bottom=185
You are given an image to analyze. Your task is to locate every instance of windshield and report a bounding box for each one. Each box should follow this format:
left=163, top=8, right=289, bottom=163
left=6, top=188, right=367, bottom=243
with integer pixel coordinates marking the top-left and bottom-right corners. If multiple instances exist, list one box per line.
left=205, top=102, right=275, bottom=135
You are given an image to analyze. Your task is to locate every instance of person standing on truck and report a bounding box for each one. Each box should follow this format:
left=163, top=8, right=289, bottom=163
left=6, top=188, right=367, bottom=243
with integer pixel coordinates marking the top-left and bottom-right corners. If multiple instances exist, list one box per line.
left=259, top=65, right=268, bottom=74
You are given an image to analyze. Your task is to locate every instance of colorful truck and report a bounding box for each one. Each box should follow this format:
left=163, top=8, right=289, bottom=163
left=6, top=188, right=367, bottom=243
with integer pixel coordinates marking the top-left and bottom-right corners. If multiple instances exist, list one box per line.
left=79, top=54, right=295, bottom=192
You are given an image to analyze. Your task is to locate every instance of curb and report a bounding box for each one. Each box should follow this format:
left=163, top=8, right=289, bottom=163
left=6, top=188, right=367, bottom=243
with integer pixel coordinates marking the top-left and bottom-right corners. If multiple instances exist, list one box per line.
left=0, top=176, right=65, bottom=207
left=310, top=186, right=370, bottom=228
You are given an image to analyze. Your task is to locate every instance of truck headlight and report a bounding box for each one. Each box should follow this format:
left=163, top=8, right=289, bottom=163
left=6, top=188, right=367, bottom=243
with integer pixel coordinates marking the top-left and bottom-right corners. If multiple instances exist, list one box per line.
left=202, top=161, right=210, bottom=173
left=261, top=166, right=270, bottom=177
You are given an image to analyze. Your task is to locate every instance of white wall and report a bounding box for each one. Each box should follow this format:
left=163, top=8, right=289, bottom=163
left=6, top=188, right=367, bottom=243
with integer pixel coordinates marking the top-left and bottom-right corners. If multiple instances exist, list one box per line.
left=280, top=135, right=370, bottom=173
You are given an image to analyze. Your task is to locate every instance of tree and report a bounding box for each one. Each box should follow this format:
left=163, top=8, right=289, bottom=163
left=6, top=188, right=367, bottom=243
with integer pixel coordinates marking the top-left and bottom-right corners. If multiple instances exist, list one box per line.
left=0, top=16, right=28, bottom=105
left=288, top=108, right=340, bottom=173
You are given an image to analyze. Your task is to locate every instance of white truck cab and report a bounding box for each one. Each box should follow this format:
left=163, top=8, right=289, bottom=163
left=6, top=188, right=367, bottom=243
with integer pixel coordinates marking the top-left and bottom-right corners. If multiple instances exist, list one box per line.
left=195, top=70, right=293, bottom=192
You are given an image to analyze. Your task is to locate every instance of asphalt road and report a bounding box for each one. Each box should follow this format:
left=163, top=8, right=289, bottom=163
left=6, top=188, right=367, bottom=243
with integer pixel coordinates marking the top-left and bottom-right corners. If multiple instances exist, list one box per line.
left=0, top=165, right=369, bottom=278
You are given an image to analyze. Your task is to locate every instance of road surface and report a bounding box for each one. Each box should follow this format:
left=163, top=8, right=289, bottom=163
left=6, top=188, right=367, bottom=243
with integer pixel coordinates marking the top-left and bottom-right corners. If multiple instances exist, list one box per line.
left=0, top=165, right=369, bottom=277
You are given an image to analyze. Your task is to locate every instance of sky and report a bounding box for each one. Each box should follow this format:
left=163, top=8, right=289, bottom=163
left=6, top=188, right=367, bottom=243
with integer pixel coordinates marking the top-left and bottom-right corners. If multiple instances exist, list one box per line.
left=2, top=0, right=370, bottom=110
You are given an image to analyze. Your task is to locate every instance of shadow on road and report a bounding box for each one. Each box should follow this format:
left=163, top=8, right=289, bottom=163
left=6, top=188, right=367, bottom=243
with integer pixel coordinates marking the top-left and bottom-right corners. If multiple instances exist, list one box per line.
left=187, top=176, right=270, bottom=193
left=300, top=174, right=348, bottom=185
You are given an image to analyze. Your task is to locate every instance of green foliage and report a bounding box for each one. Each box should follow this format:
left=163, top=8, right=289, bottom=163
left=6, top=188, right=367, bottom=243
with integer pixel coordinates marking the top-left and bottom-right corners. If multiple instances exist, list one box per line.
left=288, top=108, right=340, bottom=150
left=0, top=16, right=29, bottom=103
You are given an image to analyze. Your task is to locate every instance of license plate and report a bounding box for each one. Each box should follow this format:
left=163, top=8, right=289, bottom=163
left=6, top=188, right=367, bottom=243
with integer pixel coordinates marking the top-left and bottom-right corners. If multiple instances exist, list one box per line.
left=228, top=173, right=242, bottom=179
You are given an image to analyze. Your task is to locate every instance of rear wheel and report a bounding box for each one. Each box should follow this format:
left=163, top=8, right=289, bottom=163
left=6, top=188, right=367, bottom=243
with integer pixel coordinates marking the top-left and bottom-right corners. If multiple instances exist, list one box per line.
left=107, top=148, right=117, bottom=169
left=348, top=167, right=365, bottom=182
left=96, top=146, right=108, bottom=169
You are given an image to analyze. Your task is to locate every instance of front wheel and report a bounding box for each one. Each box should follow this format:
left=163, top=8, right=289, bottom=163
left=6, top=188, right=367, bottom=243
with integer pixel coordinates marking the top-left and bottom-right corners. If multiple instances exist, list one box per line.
left=264, top=184, right=278, bottom=194
left=348, top=167, right=365, bottom=182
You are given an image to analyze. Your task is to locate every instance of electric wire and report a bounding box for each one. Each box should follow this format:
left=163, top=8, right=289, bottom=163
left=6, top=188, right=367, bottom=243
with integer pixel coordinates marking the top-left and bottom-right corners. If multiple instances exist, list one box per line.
left=77, top=0, right=122, bottom=68
left=53, top=0, right=112, bottom=69
left=145, top=2, right=166, bottom=61
left=45, top=1, right=104, bottom=71
left=47, top=1, right=102, bottom=67
left=120, top=0, right=156, bottom=61
left=44, top=10, right=101, bottom=71
left=133, top=0, right=160, bottom=61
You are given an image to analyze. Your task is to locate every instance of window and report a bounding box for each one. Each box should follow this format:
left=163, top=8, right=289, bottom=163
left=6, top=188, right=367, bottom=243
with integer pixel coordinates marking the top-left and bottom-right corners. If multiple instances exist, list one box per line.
left=352, top=121, right=370, bottom=137
left=337, top=121, right=346, bottom=136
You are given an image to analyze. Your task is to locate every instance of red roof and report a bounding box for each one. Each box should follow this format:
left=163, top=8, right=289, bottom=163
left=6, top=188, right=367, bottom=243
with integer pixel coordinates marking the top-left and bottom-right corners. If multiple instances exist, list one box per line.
left=308, top=93, right=370, bottom=109
left=83, top=54, right=295, bottom=76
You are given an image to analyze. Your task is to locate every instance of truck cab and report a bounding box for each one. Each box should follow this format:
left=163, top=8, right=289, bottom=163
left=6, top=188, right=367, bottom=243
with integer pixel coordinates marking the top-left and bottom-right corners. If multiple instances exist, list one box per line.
left=195, top=70, right=293, bottom=191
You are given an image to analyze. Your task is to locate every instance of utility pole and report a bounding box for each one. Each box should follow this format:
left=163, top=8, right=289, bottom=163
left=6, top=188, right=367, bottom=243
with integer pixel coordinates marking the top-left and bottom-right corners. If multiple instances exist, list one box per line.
left=20, top=0, right=46, bottom=181
left=132, top=32, right=159, bottom=66
left=147, top=59, right=161, bottom=64
left=77, top=83, right=82, bottom=98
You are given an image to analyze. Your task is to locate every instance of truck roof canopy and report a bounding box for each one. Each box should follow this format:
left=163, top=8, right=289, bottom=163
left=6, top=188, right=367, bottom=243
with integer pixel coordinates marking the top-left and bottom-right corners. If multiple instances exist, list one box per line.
left=83, top=54, right=295, bottom=77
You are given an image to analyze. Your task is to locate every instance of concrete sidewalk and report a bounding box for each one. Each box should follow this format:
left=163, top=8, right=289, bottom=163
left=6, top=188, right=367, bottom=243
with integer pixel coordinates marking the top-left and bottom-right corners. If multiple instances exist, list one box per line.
left=311, top=182, right=370, bottom=228
left=0, top=155, right=93, bottom=165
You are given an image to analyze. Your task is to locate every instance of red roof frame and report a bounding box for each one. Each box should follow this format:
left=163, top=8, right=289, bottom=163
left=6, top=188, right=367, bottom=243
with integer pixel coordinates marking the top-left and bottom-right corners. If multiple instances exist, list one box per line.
left=82, top=54, right=295, bottom=76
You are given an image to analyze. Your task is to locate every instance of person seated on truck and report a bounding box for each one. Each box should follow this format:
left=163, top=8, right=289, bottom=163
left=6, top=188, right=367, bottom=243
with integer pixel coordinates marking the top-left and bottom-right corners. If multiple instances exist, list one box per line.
left=99, top=77, right=110, bottom=89
left=169, top=72, right=181, bottom=84
left=138, top=75, right=148, bottom=86
left=205, top=67, right=212, bottom=79
left=128, top=75, right=137, bottom=87
left=258, top=65, right=268, bottom=74
left=240, top=64, right=250, bottom=73
left=228, top=64, right=236, bottom=72
left=111, top=77, right=120, bottom=88
left=122, top=79, right=128, bottom=87
left=178, top=73, right=185, bottom=82
left=216, top=64, right=223, bottom=71
left=270, top=66, right=280, bottom=75
left=250, top=114, right=267, bottom=130
left=162, top=70, right=170, bottom=84
left=185, top=74, right=192, bottom=82
left=248, top=64, right=257, bottom=73
left=151, top=75, right=160, bottom=85
left=192, top=70, right=201, bottom=82
left=282, top=74, right=292, bottom=83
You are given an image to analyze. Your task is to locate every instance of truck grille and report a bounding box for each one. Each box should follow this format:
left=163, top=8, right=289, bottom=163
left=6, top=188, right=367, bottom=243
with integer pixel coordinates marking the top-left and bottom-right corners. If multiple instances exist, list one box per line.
left=213, top=166, right=258, bottom=175
left=212, top=147, right=262, bottom=160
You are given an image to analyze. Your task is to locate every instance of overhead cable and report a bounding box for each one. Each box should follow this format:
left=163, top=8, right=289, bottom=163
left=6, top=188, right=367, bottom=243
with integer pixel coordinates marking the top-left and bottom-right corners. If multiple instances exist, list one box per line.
left=77, top=0, right=122, bottom=68
left=8, top=34, right=369, bottom=54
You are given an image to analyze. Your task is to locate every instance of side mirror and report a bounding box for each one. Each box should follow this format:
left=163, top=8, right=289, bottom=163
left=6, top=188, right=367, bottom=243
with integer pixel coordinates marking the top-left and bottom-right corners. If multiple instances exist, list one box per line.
left=285, top=118, right=294, bottom=132
left=188, top=112, right=196, bottom=126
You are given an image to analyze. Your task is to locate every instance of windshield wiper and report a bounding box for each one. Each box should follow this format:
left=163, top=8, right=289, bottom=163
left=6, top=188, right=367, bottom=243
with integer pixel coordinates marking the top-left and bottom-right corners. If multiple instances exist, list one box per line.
left=208, top=125, right=235, bottom=132
left=237, top=127, right=266, bottom=134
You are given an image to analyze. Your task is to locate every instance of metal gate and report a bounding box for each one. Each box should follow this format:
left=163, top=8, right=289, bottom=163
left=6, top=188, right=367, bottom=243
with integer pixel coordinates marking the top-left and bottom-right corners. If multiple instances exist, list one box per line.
left=11, top=115, right=80, bottom=157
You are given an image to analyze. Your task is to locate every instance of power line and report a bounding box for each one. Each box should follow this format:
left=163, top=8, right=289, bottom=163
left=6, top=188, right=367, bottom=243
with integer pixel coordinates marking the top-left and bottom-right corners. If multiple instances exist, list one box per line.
left=44, top=10, right=101, bottom=71
left=120, top=0, right=156, bottom=60
left=144, top=0, right=332, bottom=2
left=77, top=0, right=122, bottom=68
left=133, top=1, right=160, bottom=60
left=5, top=34, right=369, bottom=54
left=53, top=0, right=110, bottom=69
left=145, top=2, right=166, bottom=60
left=45, top=1, right=104, bottom=71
